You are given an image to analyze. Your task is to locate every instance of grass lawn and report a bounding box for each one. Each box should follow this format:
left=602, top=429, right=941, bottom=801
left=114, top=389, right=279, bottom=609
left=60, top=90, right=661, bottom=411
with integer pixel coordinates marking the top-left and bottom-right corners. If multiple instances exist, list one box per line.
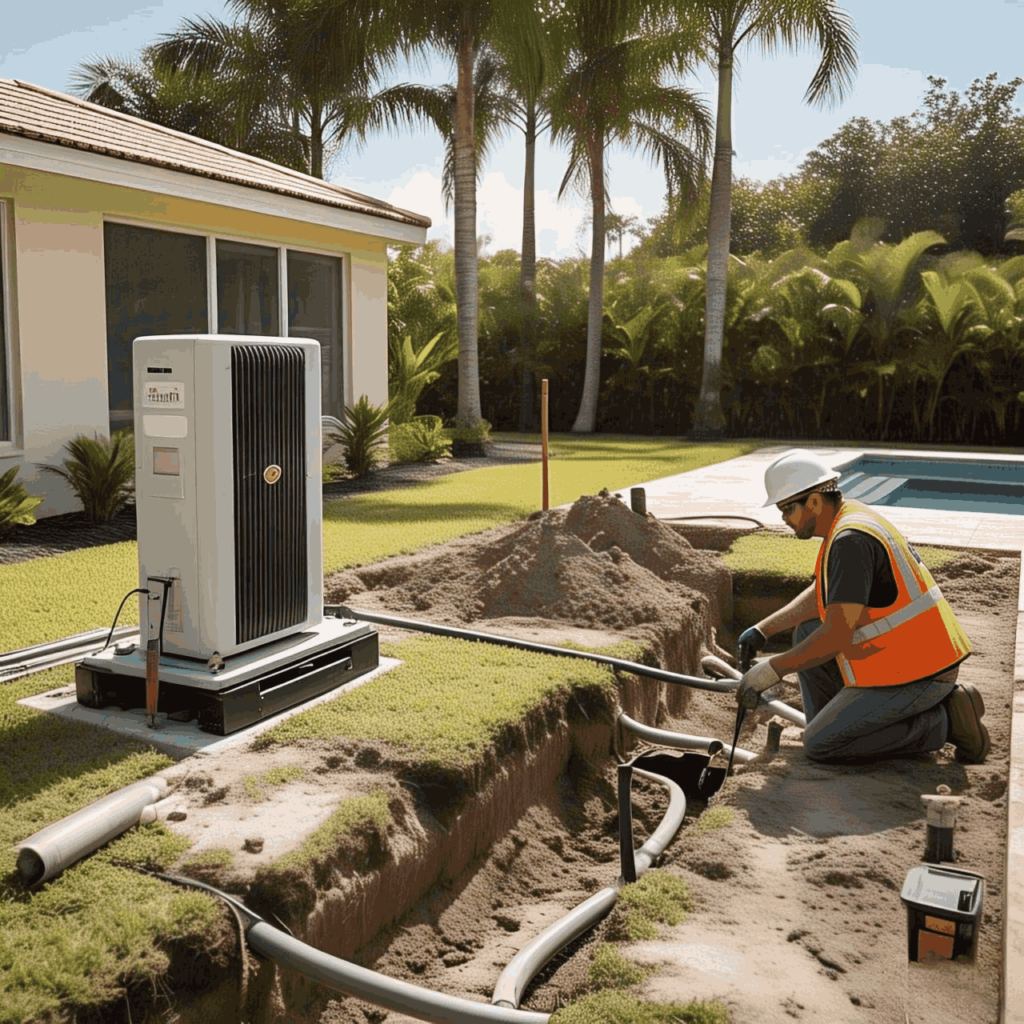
left=0, top=435, right=755, bottom=1021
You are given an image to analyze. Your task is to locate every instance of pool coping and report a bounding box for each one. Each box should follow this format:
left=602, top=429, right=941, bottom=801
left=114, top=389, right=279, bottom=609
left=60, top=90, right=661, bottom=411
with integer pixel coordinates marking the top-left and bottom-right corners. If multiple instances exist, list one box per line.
left=627, top=444, right=1024, bottom=1023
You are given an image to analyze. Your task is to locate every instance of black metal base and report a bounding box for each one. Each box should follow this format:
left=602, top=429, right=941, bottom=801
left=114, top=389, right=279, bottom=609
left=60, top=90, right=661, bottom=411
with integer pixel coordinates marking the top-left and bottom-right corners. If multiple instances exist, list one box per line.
left=75, top=631, right=379, bottom=735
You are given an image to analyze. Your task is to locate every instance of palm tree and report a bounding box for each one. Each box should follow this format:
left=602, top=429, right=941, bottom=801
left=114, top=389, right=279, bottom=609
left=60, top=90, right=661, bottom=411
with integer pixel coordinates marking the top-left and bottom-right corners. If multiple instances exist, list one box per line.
left=386, top=0, right=545, bottom=433
left=145, top=0, right=409, bottom=179
left=549, top=1, right=712, bottom=433
left=689, top=0, right=858, bottom=438
left=73, top=0, right=423, bottom=180
left=70, top=48, right=308, bottom=171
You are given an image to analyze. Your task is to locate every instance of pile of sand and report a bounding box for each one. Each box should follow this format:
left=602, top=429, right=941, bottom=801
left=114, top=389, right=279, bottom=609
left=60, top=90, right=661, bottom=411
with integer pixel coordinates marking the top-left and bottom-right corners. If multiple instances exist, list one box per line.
left=324, top=493, right=734, bottom=676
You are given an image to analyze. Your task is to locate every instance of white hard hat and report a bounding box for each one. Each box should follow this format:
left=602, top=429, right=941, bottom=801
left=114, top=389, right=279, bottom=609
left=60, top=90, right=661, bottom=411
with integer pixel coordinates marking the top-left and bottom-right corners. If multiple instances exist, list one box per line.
left=763, top=449, right=839, bottom=507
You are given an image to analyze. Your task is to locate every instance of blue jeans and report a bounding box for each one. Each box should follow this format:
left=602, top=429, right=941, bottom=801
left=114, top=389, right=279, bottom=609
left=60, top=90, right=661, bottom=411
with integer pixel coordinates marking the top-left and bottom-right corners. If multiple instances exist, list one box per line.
left=794, top=619, right=956, bottom=762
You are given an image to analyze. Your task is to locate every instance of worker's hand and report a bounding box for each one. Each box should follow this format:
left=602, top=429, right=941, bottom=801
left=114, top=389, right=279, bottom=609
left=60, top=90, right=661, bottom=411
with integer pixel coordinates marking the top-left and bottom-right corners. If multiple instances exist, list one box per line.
left=737, top=625, right=767, bottom=672
left=736, top=658, right=781, bottom=710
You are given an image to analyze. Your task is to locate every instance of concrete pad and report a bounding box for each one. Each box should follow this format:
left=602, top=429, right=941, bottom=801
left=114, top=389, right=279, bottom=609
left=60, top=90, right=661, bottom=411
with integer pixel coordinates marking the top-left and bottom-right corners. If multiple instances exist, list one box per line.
left=18, top=657, right=402, bottom=759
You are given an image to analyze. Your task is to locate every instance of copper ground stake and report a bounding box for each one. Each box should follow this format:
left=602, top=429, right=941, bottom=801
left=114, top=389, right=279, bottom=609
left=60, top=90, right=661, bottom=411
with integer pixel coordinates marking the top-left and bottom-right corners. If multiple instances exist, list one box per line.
left=541, top=379, right=549, bottom=511
left=145, top=638, right=159, bottom=728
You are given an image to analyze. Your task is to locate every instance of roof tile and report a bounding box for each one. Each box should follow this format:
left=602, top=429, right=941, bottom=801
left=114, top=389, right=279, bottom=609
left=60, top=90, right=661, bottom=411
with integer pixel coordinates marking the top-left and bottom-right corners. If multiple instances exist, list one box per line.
left=0, top=78, right=430, bottom=230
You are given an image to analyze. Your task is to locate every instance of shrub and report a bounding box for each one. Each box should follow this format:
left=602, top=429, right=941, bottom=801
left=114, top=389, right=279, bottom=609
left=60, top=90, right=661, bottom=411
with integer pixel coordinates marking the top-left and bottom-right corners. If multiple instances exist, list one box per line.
left=41, top=431, right=135, bottom=523
left=389, top=415, right=452, bottom=463
left=327, top=396, right=392, bottom=478
left=0, top=465, right=44, bottom=538
left=450, top=418, right=492, bottom=444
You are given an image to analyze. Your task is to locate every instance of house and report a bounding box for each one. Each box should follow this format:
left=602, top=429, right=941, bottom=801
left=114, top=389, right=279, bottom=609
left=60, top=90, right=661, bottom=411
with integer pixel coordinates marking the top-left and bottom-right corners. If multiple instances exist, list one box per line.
left=0, top=78, right=429, bottom=517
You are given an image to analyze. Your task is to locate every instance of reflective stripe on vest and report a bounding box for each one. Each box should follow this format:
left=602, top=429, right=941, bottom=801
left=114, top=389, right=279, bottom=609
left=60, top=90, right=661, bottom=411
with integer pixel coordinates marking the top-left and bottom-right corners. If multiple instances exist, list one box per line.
left=814, top=501, right=972, bottom=687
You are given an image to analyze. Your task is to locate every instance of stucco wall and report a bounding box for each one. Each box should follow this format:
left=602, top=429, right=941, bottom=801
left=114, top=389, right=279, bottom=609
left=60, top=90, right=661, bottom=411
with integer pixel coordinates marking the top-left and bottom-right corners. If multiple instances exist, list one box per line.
left=0, top=162, right=402, bottom=516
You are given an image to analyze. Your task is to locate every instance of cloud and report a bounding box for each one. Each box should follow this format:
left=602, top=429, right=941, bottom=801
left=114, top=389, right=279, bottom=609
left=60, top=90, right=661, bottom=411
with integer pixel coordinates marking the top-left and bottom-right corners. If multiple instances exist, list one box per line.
left=378, top=167, right=653, bottom=260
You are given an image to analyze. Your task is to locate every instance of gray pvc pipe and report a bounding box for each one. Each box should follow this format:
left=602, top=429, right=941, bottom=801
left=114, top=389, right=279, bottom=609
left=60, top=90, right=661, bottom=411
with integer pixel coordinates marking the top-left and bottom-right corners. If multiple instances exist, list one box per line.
left=246, top=921, right=550, bottom=1024
left=700, top=655, right=807, bottom=729
left=15, top=776, right=169, bottom=886
left=0, top=626, right=137, bottom=665
left=491, top=767, right=686, bottom=1010
left=617, top=713, right=755, bottom=763
left=328, top=606, right=738, bottom=694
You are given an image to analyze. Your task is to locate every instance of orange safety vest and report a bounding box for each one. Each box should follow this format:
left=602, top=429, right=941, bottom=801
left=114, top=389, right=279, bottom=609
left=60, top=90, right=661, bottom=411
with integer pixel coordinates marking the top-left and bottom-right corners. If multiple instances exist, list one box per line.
left=814, top=500, right=972, bottom=687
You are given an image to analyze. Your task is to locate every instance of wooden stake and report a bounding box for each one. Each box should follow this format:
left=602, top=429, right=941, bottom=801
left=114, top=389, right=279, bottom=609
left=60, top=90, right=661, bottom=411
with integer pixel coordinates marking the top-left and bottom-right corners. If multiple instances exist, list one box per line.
left=541, top=379, right=549, bottom=511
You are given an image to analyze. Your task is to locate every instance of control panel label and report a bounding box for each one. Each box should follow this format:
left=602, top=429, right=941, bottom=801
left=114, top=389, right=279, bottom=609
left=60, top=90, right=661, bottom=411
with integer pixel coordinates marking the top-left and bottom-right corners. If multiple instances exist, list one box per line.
left=143, top=381, right=185, bottom=407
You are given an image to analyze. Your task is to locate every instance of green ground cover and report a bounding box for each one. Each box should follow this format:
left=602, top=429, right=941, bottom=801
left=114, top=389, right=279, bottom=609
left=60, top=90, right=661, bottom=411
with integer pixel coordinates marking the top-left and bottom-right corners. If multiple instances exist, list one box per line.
left=252, top=634, right=620, bottom=760
left=321, top=435, right=756, bottom=573
left=723, top=533, right=959, bottom=579
left=0, top=437, right=755, bottom=653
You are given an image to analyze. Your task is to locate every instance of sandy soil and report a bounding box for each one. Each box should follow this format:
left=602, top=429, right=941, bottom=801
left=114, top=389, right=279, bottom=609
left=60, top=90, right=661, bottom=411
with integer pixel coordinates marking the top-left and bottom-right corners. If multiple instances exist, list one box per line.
left=154, top=496, right=1015, bottom=1024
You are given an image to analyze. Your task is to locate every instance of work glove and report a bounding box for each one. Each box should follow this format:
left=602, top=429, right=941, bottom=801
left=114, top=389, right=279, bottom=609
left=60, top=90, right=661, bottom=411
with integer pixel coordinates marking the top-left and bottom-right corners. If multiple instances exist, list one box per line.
left=737, top=625, right=767, bottom=672
left=736, top=658, right=780, bottom=710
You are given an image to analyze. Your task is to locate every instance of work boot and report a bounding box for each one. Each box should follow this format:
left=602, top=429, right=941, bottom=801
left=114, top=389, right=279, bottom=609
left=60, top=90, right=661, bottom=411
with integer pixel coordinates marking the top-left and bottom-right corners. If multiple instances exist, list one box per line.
left=945, top=682, right=991, bottom=764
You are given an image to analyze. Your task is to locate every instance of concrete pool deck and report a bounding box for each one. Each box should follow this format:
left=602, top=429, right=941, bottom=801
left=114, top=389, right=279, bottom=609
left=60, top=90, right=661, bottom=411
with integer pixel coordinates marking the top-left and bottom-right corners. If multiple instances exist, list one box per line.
left=628, top=444, right=1024, bottom=1024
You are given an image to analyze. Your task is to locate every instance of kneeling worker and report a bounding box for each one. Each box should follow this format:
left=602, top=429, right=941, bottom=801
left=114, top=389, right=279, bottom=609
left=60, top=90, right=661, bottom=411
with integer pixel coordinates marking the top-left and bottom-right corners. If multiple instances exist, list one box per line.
left=735, top=449, right=989, bottom=764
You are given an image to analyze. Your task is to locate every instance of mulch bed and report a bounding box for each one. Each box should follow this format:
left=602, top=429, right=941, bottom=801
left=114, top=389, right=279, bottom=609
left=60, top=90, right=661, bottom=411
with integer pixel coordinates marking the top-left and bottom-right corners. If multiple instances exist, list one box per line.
left=0, top=442, right=545, bottom=566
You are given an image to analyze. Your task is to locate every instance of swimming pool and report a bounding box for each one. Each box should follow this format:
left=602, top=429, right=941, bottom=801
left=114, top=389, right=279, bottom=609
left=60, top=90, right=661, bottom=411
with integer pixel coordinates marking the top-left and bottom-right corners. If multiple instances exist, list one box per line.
left=835, top=453, right=1024, bottom=515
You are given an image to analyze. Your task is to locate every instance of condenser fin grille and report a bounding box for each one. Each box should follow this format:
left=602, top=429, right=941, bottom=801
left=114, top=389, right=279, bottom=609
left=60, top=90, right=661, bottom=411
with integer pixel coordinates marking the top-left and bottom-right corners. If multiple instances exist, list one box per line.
left=231, top=345, right=308, bottom=643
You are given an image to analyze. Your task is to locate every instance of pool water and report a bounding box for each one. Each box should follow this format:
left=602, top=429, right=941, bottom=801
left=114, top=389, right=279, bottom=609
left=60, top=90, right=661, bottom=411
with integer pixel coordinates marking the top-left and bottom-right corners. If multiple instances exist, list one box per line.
left=835, top=454, right=1024, bottom=515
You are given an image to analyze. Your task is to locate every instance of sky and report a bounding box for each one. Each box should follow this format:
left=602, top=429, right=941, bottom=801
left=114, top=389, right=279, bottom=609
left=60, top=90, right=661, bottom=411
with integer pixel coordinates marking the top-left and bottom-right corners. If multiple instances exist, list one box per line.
left=4, top=0, right=1024, bottom=259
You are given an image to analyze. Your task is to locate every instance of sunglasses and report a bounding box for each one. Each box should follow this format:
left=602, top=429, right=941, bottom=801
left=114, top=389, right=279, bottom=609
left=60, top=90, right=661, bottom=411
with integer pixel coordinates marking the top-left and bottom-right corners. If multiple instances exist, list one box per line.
left=777, top=496, right=810, bottom=517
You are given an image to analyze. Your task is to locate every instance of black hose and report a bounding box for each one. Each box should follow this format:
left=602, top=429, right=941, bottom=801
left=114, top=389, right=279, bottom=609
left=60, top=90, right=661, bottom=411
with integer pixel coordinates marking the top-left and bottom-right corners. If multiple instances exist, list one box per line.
left=659, top=515, right=765, bottom=526
left=326, top=605, right=737, bottom=694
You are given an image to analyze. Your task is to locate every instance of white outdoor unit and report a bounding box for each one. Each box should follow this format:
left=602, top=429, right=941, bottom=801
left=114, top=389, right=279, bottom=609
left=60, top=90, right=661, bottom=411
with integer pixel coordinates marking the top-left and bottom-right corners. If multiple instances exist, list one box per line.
left=133, top=334, right=323, bottom=660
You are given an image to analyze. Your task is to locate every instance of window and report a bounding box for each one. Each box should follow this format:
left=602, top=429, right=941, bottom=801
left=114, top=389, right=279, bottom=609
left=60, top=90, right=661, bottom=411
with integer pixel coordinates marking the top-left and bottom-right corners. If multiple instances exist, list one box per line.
left=103, top=224, right=345, bottom=427
left=104, top=223, right=208, bottom=431
left=0, top=204, right=9, bottom=441
left=287, top=250, right=343, bottom=418
left=217, top=240, right=279, bottom=335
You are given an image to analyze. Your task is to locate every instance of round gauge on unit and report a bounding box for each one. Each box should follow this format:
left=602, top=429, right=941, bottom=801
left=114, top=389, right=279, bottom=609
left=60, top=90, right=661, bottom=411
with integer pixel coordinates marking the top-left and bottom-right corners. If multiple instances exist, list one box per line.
left=263, top=465, right=282, bottom=484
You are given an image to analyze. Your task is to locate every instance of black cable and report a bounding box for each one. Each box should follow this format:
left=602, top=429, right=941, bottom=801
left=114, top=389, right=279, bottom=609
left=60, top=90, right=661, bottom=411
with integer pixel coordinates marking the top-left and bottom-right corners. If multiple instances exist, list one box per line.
left=157, top=579, right=172, bottom=656
left=658, top=515, right=766, bottom=525
left=100, top=589, right=150, bottom=652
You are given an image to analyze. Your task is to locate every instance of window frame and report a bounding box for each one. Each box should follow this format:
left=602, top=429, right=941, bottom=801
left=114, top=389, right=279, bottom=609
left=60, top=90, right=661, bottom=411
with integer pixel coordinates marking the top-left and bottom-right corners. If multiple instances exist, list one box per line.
left=103, top=217, right=349, bottom=409
left=0, top=200, right=17, bottom=449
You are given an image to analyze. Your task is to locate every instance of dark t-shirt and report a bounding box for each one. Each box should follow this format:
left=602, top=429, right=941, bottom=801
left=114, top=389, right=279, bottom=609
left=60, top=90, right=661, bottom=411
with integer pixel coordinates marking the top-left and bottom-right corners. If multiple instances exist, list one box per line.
left=824, top=530, right=898, bottom=609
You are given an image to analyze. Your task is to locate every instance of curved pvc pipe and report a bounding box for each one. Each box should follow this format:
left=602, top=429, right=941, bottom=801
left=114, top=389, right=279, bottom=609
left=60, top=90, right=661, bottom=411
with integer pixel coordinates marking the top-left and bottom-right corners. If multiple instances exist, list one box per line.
left=491, top=767, right=685, bottom=1010
left=701, top=655, right=807, bottom=728
left=15, top=776, right=169, bottom=886
left=617, top=713, right=754, bottom=763
left=328, top=606, right=738, bottom=694
left=246, top=921, right=550, bottom=1024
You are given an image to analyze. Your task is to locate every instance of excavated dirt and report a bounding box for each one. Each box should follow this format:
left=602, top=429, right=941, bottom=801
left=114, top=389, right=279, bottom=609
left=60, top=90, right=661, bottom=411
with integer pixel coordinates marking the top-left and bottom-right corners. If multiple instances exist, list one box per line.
left=324, top=493, right=735, bottom=676
left=149, top=497, right=1015, bottom=1024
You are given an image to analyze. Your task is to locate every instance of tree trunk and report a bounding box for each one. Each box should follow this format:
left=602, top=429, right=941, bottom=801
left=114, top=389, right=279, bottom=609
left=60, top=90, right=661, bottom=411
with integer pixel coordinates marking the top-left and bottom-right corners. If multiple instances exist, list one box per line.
left=454, top=16, right=482, bottom=429
left=309, top=100, right=324, bottom=179
left=518, top=100, right=538, bottom=432
left=691, top=49, right=733, bottom=439
left=571, top=133, right=606, bottom=433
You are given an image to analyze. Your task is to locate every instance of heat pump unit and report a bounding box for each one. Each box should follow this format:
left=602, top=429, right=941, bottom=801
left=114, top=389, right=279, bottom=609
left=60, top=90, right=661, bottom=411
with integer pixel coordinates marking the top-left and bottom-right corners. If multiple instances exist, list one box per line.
left=133, top=334, right=323, bottom=660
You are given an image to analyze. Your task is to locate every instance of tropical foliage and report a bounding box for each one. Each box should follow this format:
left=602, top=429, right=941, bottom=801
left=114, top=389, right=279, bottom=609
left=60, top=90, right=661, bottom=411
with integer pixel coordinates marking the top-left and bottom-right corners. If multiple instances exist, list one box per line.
left=395, top=225, right=1024, bottom=446
left=41, top=432, right=136, bottom=524
left=0, top=467, right=43, bottom=538
left=327, top=396, right=393, bottom=478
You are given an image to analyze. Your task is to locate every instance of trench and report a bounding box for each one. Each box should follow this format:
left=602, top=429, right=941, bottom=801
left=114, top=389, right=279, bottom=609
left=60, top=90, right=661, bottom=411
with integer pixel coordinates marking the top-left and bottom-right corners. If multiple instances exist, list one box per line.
left=16, top=498, right=1015, bottom=1024
left=248, top=546, right=1015, bottom=1024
